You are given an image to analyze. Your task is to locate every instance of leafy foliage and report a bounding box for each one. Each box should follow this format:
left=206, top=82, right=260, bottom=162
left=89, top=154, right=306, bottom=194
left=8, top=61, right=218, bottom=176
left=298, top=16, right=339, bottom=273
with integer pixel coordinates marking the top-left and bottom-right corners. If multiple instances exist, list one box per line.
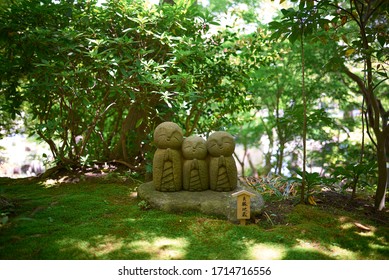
left=0, top=0, right=258, bottom=170
left=268, top=0, right=388, bottom=210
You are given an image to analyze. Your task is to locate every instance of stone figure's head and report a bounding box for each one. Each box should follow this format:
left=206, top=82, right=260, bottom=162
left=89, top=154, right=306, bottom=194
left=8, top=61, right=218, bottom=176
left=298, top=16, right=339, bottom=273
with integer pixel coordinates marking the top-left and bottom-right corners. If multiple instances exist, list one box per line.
left=207, top=131, right=235, bottom=157
left=182, top=135, right=207, bottom=160
left=154, top=122, right=183, bottom=149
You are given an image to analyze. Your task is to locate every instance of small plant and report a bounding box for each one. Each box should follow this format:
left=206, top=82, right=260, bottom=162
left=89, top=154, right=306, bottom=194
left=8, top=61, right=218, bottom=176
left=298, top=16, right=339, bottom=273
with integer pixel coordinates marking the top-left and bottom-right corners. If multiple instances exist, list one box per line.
left=138, top=200, right=151, bottom=211
left=240, top=175, right=298, bottom=200
left=331, top=161, right=377, bottom=198
left=286, top=170, right=335, bottom=204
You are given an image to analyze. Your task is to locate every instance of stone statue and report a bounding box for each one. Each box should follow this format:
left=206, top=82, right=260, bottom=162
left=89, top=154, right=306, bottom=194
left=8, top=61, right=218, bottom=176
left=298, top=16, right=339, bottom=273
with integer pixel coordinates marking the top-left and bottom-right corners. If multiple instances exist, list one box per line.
left=182, top=135, right=209, bottom=191
left=153, top=122, right=183, bottom=192
left=207, top=131, right=237, bottom=192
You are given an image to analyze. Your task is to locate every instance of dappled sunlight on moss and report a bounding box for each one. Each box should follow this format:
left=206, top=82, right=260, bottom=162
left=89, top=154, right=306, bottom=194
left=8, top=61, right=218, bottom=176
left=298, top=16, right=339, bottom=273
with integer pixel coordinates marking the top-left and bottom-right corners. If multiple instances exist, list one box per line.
left=2, top=179, right=388, bottom=260
left=327, top=245, right=358, bottom=259
left=40, top=179, right=60, bottom=188
left=294, top=238, right=357, bottom=260
left=245, top=242, right=286, bottom=260
left=57, top=235, right=188, bottom=260
left=243, top=238, right=358, bottom=260
left=295, top=238, right=321, bottom=250
left=369, top=243, right=388, bottom=251
left=356, top=230, right=376, bottom=237
left=57, top=235, right=125, bottom=258
left=375, top=236, right=388, bottom=246
left=340, top=222, right=354, bottom=230
left=128, top=237, right=188, bottom=260
left=338, top=216, right=350, bottom=223
left=339, top=216, right=377, bottom=235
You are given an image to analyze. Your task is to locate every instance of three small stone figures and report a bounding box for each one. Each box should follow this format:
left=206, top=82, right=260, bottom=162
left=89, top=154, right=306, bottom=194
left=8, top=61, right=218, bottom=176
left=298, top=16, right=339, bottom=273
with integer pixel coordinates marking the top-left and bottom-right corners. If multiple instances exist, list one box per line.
left=153, top=122, right=237, bottom=192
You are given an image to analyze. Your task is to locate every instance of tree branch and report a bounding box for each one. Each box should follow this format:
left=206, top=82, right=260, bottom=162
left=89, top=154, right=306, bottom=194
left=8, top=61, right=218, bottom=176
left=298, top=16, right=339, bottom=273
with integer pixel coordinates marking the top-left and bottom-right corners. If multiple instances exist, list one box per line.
left=363, top=109, right=378, bottom=148
left=373, top=77, right=388, bottom=91
left=365, top=0, right=386, bottom=24
left=342, top=66, right=374, bottom=122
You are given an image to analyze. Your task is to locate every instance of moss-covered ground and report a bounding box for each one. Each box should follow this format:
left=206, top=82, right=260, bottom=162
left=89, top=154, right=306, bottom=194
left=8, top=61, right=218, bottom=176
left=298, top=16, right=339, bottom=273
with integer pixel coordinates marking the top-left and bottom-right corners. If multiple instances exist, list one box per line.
left=1, top=177, right=388, bottom=260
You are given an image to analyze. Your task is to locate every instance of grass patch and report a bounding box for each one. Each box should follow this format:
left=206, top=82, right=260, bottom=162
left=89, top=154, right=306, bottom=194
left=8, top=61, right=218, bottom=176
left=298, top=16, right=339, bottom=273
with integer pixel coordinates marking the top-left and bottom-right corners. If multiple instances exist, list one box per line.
left=0, top=178, right=388, bottom=260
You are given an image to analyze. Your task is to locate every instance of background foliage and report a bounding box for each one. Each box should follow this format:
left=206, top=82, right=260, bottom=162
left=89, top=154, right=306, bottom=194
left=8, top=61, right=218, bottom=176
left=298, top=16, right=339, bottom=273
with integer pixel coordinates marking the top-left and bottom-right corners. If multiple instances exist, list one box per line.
left=1, top=0, right=258, bottom=170
left=0, top=0, right=388, bottom=209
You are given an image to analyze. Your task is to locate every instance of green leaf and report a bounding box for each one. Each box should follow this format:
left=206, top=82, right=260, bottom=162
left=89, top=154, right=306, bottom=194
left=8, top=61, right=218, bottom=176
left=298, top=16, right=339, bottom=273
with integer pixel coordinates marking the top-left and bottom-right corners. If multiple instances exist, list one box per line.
left=299, top=0, right=306, bottom=10
left=268, top=21, right=282, bottom=30
left=377, top=35, right=385, bottom=47
left=288, top=30, right=300, bottom=44
left=281, top=8, right=295, bottom=17
left=135, top=118, right=143, bottom=128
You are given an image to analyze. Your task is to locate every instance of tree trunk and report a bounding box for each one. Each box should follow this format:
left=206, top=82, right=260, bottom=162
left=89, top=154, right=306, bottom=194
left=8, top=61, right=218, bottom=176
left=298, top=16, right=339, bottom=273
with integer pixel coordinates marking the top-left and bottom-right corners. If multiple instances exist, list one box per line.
left=112, top=105, right=149, bottom=165
left=275, top=81, right=283, bottom=176
left=259, top=117, right=274, bottom=176
left=342, top=67, right=387, bottom=210
left=300, top=22, right=307, bottom=204
left=277, top=141, right=285, bottom=176
left=374, top=101, right=388, bottom=210
left=263, top=150, right=272, bottom=176
left=247, top=153, right=258, bottom=177
left=233, top=142, right=247, bottom=177
left=375, top=134, right=387, bottom=211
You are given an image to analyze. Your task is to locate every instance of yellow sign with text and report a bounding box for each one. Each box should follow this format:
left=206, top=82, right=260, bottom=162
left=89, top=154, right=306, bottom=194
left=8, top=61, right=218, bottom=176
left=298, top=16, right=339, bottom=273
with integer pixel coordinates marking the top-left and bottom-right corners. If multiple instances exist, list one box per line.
left=237, top=195, right=250, bottom=220
left=232, top=190, right=256, bottom=225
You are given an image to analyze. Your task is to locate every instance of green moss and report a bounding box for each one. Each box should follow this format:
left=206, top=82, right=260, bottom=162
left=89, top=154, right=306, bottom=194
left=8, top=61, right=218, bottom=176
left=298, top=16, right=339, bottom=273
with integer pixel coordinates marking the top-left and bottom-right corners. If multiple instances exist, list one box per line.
left=0, top=179, right=388, bottom=260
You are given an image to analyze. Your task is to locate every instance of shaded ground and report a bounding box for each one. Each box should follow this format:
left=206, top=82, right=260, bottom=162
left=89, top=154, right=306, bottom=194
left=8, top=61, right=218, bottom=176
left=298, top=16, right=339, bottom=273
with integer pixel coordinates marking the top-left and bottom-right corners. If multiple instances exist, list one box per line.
left=258, top=190, right=389, bottom=228
left=3, top=173, right=389, bottom=229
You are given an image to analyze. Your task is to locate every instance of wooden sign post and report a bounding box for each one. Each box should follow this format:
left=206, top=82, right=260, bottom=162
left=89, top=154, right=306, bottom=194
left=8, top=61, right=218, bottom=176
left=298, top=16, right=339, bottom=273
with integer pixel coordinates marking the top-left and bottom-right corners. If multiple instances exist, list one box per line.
left=232, top=190, right=256, bottom=225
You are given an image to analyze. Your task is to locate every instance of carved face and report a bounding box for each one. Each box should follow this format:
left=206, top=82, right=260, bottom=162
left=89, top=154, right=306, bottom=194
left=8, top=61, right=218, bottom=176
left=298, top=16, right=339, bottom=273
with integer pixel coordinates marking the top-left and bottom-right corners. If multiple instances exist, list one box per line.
left=182, top=136, right=207, bottom=159
left=207, top=131, right=235, bottom=157
left=154, top=122, right=183, bottom=149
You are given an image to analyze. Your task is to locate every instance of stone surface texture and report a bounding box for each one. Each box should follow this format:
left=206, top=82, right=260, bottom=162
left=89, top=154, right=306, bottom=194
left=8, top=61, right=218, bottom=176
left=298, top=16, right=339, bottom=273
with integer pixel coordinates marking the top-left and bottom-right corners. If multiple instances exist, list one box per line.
left=182, top=135, right=209, bottom=191
left=153, top=122, right=183, bottom=192
left=137, top=181, right=265, bottom=222
left=207, top=131, right=238, bottom=192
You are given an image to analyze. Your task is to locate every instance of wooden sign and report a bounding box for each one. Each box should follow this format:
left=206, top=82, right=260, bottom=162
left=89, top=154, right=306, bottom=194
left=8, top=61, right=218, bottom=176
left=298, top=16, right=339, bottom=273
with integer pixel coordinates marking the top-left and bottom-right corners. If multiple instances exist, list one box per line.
left=232, top=190, right=256, bottom=225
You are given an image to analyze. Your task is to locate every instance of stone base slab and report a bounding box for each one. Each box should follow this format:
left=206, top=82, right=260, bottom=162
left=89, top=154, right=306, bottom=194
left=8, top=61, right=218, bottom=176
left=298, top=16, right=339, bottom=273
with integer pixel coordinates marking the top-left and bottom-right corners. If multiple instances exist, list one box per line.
left=137, top=181, right=265, bottom=222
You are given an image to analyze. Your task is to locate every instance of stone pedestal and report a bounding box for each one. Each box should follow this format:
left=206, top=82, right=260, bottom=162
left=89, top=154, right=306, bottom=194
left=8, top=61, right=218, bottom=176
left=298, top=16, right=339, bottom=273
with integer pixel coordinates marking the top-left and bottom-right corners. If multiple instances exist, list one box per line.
left=137, top=181, right=265, bottom=222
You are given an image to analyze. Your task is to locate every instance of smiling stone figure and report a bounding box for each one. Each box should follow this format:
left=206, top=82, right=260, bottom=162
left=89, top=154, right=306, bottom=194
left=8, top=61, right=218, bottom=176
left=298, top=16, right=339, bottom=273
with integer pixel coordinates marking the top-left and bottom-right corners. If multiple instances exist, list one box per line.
left=207, top=131, right=238, bottom=192
left=182, top=135, right=209, bottom=191
left=153, top=122, right=183, bottom=192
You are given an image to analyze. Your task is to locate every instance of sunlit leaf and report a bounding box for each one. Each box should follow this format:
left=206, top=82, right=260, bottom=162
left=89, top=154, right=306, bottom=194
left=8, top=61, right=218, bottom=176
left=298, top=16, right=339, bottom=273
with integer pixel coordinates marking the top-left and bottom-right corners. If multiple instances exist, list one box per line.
left=345, top=48, right=356, bottom=57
